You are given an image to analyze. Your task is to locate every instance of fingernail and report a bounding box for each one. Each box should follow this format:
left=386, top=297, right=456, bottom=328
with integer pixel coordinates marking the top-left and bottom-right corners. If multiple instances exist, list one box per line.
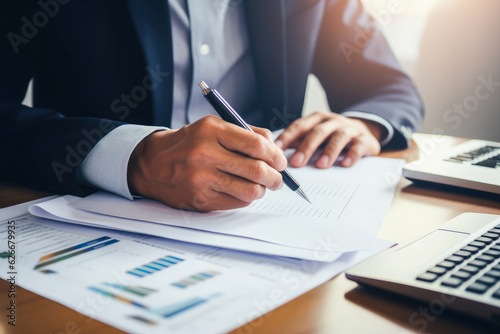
left=317, top=155, right=329, bottom=168
left=343, top=156, right=352, bottom=167
left=275, top=139, right=284, bottom=149
left=291, top=151, right=305, bottom=166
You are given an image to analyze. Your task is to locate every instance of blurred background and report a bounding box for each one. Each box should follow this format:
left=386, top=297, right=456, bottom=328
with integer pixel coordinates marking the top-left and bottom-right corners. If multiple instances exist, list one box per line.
left=303, top=0, right=500, bottom=142
left=22, top=0, right=500, bottom=141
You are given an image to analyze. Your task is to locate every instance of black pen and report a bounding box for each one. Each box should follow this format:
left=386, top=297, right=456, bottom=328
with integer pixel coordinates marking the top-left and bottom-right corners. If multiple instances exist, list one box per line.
left=198, top=80, right=311, bottom=204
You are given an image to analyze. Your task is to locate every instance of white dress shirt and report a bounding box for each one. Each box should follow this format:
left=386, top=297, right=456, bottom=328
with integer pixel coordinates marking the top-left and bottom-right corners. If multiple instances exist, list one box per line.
left=79, top=0, right=393, bottom=200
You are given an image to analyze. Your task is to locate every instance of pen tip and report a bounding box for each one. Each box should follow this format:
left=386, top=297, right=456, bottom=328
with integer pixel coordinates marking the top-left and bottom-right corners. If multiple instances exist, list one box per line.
left=296, top=188, right=312, bottom=204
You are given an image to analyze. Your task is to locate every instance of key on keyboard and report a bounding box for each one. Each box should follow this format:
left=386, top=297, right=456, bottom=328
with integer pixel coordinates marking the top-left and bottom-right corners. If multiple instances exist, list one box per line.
left=445, top=145, right=500, bottom=168
left=416, top=226, right=500, bottom=299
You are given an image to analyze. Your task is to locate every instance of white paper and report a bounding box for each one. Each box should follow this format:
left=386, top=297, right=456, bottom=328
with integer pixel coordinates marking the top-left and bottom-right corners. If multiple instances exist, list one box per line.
left=0, top=206, right=394, bottom=334
left=30, top=196, right=344, bottom=262
left=70, top=157, right=403, bottom=251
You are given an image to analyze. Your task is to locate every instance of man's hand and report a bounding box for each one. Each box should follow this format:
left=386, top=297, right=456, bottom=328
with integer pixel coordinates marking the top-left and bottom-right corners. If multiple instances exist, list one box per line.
left=127, top=116, right=286, bottom=212
left=274, top=111, right=385, bottom=169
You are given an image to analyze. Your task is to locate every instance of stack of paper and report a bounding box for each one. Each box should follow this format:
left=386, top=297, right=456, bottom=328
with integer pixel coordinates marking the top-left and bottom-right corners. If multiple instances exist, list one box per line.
left=30, top=156, right=404, bottom=261
left=0, top=200, right=394, bottom=334
left=0, top=156, right=402, bottom=333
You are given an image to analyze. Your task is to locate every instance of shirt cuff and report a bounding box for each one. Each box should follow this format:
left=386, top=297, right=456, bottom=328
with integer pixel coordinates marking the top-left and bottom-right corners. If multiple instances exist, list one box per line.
left=78, top=124, right=168, bottom=200
left=342, top=111, right=394, bottom=147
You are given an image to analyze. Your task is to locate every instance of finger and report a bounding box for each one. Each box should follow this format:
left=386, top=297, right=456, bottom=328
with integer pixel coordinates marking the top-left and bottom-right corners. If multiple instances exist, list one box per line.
left=274, top=112, right=327, bottom=150
left=177, top=169, right=260, bottom=212
left=341, top=136, right=380, bottom=167
left=315, top=128, right=358, bottom=168
left=183, top=130, right=284, bottom=190
left=215, top=150, right=284, bottom=191
left=285, top=139, right=302, bottom=149
left=210, top=170, right=268, bottom=203
left=160, top=169, right=253, bottom=212
left=341, top=140, right=364, bottom=167
left=289, top=120, right=347, bottom=167
left=250, top=125, right=274, bottom=143
left=217, top=124, right=287, bottom=172
left=191, top=187, right=254, bottom=212
left=209, top=192, right=255, bottom=211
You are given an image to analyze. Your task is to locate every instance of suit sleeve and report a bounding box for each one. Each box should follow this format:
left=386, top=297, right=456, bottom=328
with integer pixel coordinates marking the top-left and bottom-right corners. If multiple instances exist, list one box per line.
left=312, top=0, right=424, bottom=149
left=0, top=5, right=124, bottom=196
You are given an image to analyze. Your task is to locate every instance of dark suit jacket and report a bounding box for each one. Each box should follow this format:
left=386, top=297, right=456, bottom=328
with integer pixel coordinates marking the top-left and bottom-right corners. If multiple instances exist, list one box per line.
left=0, top=0, right=423, bottom=196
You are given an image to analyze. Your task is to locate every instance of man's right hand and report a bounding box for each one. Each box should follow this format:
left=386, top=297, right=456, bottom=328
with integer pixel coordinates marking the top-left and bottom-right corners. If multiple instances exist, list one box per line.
left=127, top=116, right=287, bottom=212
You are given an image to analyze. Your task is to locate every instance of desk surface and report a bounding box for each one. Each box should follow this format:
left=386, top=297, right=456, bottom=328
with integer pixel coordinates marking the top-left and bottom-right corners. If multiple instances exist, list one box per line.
left=1, top=134, right=499, bottom=334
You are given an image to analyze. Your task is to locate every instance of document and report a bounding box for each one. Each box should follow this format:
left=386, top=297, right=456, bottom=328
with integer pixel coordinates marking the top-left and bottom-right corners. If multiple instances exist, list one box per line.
left=69, top=157, right=403, bottom=251
left=0, top=201, right=394, bottom=334
left=30, top=196, right=344, bottom=262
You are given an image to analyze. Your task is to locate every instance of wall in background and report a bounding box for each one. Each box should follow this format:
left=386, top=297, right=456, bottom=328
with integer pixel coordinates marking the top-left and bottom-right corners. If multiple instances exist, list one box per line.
left=415, top=0, right=500, bottom=142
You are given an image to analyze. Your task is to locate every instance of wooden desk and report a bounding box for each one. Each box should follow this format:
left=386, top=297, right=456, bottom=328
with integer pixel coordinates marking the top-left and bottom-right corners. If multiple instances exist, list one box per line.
left=1, top=134, right=499, bottom=334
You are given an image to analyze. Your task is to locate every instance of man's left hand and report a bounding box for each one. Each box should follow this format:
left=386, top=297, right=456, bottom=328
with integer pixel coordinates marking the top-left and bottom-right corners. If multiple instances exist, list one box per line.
left=274, top=111, right=386, bottom=169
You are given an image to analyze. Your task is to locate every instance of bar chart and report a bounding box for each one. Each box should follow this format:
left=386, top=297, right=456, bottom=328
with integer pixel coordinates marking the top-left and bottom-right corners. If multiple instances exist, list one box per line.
left=152, top=293, right=221, bottom=318
left=103, top=283, right=157, bottom=297
left=88, top=286, right=149, bottom=309
left=171, top=270, right=221, bottom=289
left=88, top=285, right=222, bottom=319
left=126, top=255, right=184, bottom=277
left=38, top=236, right=112, bottom=262
left=33, top=236, right=119, bottom=270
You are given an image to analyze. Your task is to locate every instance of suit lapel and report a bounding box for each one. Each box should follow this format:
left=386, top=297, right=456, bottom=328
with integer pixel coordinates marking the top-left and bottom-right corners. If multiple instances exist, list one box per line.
left=126, top=0, right=174, bottom=126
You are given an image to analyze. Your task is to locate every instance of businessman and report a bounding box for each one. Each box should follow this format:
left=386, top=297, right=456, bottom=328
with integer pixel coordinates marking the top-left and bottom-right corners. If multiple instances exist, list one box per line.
left=0, top=0, right=423, bottom=212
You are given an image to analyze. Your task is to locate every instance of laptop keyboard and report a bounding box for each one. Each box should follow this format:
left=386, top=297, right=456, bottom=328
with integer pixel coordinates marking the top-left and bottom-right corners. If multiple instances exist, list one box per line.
left=445, top=145, right=500, bottom=168
left=416, top=224, right=500, bottom=299
left=474, top=153, right=500, bottom=168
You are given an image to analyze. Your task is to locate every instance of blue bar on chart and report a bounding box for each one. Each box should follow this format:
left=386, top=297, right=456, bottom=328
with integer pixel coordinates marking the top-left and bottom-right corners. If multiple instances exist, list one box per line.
left=152, top=293, right=221, bottom=318
left=88, top=286, right=149, bottom=309
left=128, top=315, right=157, bottom=326
left=38, top=236, right=111, bottom=262
left=34, top=239, right=119, bottom=270
left=126, top=255, right=185, bottom=277
left=103, top=283, right=157, bottom=297
left=171, top=270, right=221, bottom=289
left=89, top=284, right=221, bottom=319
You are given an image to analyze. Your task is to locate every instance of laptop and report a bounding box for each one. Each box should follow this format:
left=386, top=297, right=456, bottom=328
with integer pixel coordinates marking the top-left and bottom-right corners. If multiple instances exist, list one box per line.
left=346, top=213, right=500, bottom=324
left=402, top=139, right=500, bottom=194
